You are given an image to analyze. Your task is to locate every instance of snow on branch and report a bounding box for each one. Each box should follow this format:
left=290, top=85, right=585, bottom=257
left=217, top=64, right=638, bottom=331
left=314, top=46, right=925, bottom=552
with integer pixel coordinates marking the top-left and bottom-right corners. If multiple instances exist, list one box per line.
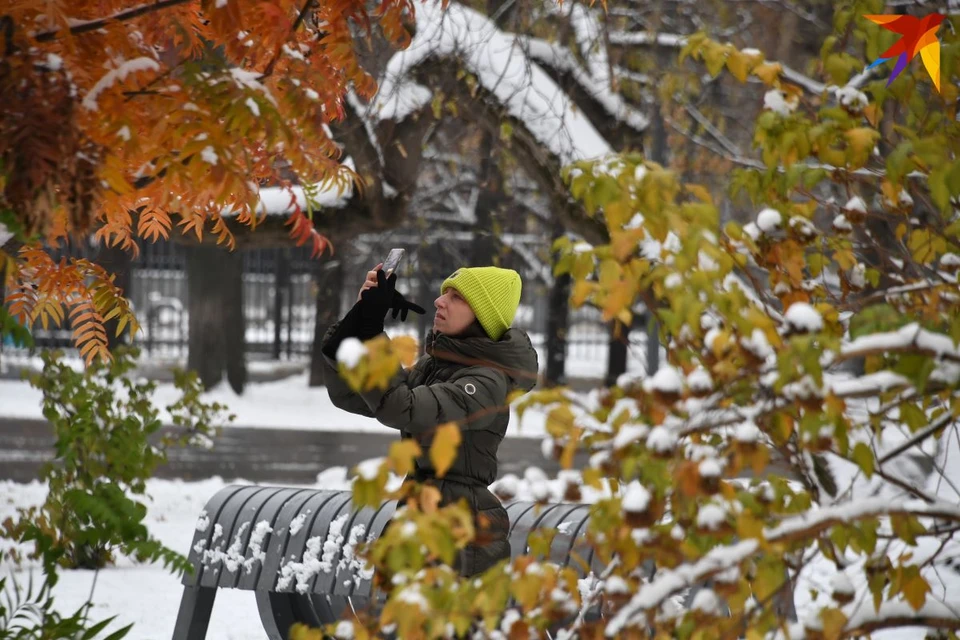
left=605, top=540, right=759, bottom=636
left=777, top=598, right=960, bottom=639
left=520, top=36, right=648, bottom=132
left=840, top=324, right=960, bottom=365
left=374, top=1, right=611, bottom=164
left=607, top=31, right=688, bottom=48
left=606, top=498, right=960, bottom=635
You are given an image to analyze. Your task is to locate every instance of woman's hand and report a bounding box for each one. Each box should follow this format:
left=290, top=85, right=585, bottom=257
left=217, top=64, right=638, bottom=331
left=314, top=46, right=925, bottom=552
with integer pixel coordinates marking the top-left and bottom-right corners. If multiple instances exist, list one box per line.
left=357, top=263, right=383, bottom=302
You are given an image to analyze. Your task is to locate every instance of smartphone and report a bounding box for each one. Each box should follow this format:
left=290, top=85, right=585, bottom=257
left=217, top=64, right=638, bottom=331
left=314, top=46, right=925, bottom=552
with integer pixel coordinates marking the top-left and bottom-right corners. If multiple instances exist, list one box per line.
left=381, top=248, right=405, bottom=277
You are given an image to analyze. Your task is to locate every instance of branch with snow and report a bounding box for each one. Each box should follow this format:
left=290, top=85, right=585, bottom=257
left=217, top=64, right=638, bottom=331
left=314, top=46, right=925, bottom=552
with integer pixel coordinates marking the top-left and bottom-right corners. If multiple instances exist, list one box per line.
left=839, top=324, right=960, bottom=365
left=373, top=1, right=611, bottom=165
left=606, top=497, right=960, bottom=635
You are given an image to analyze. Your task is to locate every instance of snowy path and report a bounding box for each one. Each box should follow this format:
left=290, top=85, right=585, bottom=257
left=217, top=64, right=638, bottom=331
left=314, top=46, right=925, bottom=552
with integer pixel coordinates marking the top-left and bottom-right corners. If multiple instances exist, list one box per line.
left=0, top=418, right=586, bottom=484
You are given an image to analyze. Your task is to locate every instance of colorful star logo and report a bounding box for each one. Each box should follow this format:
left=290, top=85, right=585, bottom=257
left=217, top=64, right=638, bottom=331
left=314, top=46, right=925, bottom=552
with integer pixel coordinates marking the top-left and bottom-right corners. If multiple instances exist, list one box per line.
left=864, top=13, right=945, bottom=93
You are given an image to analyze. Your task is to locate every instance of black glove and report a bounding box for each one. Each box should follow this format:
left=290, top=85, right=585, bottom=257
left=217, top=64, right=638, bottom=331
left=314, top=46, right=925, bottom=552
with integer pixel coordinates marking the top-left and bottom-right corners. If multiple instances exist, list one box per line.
left=357, top=269, right=396, bottom=339
left=321, top=301, right=363, bottom=360
left=390, top=290, right=426, bottom=322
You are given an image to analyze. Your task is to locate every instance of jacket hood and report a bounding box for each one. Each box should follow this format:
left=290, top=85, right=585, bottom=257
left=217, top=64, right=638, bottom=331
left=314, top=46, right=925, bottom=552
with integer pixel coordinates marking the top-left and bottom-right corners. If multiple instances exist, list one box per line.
left=425, top=328, right=539, bottom=393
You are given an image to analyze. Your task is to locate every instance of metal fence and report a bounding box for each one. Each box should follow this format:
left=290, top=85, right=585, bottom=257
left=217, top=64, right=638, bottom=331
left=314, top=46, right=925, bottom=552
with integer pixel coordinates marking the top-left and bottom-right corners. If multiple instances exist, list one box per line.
left=4, top=236, right=652, bottom=377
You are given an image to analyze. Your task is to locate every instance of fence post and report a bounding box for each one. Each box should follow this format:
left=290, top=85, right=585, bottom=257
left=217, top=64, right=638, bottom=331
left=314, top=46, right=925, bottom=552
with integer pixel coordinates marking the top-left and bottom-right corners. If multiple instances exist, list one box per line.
left=273, top=250, right=289, bottom=360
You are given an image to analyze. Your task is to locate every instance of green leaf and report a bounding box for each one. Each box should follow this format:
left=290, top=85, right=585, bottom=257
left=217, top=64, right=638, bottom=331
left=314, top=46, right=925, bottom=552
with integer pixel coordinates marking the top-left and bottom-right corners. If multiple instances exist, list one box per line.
left=899, top=402, right=927, bottom=433
left=851, top=442, right=875, bottom=478
left=81, top=616, right=116, bottom=640
left=931, top=167, right=951, bottom=212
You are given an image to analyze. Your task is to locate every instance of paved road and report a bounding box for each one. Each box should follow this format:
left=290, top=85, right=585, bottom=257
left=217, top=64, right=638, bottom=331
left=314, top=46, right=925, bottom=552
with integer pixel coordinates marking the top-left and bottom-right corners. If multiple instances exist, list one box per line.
left=0, top=418, right=583, bottom=485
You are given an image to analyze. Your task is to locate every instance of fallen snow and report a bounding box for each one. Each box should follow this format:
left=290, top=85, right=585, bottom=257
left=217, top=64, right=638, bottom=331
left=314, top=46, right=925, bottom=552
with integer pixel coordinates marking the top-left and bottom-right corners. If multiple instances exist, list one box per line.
left=844, top=196, right=867, bottom=213
left=784, top=302, right=823, bottom=333
left=756, top=207, right=782, bottom=233
left=686, top=368, right=713, bottom=393
left=83, top=57, right=160, bottom=111
left=200, top=146, right=218, bottom=165
left=646, top=426, right=677, bottom=453
left=621, top=481, right=651, bottom=513
left=833, top=214, right=853, bottom=232
left=375, top=0, right=610, bottom=164
left=0, top=370, right=555, bottom=439
left=644, top=366, right=683, bottom=394
left=763, top=90, right=795, bottom=116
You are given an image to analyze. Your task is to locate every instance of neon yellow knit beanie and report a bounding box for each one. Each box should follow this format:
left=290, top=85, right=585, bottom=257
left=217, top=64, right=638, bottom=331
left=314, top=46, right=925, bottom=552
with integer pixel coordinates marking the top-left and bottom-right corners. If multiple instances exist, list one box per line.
left=440, top=267, right=522, bottom=340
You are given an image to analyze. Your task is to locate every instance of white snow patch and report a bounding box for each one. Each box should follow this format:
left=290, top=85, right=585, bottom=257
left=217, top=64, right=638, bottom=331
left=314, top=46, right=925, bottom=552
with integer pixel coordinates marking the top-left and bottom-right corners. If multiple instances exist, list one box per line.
left=691, top=588, right=722, bottom=614
left=244, top=97, right=260, bottom=116
left=830, top=572, right=855, bottom=596
left=756, top=208, right=782, bottom=234
left=195, top=511, right=210, bottom=532
left=844, top=196, right=867, bottom=213
left=833, top=214, right=852, bottom=232
left=735, top=421, right=761, bottom=443
left=200, top=146, right=218, bottom=165
left=622, top=481, right=651, bottom=513
left=696, top=504, right=727, bottom=530
left=686, top=368, right=713, bottom=393
left=83, top=57, right=160, bottom=110
left=336, top=338, right=367, bottom=368
left=375, top=1, right=610, bottom=164
left=356, top=458, right=384, bottom=481
left=784, top=302, right=823, bottom=332
left=763, top=89, right=795, bottom=116
left=613, top=424, right=650, bottom=451
left=288, top=513, right=307, bottom=536
left=835, top=86, right=868, bottom=110
left=644, top=366, right=683, bottom=395
left=741, top=328, right=774, bottom=360
left=646, top=426, right=677, bottom=453
left=698, top=458, right=722, bottom=478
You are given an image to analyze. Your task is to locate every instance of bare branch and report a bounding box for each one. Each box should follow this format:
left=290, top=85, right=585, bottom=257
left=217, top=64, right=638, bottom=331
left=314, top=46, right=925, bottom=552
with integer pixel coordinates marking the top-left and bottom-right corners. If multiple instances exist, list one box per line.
left=33, top=0, right=194, bottom=42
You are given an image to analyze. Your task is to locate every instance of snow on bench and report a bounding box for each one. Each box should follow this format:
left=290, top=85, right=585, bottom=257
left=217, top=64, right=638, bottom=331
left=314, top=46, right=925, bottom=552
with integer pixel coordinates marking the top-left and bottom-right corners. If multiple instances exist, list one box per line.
left=171, top=484, right=598, bottom=640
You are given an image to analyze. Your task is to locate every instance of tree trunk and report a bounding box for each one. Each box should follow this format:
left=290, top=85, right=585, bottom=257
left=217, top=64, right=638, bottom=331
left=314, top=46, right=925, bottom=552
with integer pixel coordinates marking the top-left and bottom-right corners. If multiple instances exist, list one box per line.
left=186, top=245, right=246, bottom=393
left=545, top=220, right=570, bottom=387
left=471, top=131, right=501, bottom=266
left=96, top=241, right=133, bottom=351
left=643, top=99, right=670, bottom=376
left=544, top=272, right=570, bottom=387
left=309, top=257, right=344, bottom=387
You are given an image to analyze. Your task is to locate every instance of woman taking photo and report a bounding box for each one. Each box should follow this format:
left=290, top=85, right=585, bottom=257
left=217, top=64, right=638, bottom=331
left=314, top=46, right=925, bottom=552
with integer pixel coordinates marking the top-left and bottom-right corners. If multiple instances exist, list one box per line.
left=320, top=264, right=539, bottom=577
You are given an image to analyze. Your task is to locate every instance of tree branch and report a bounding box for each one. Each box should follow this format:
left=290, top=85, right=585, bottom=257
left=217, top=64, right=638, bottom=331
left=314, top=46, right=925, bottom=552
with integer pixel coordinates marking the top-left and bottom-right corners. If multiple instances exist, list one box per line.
left=878, top=410, right=958, bottom=466
left=33, top=0, right=194, bottom=42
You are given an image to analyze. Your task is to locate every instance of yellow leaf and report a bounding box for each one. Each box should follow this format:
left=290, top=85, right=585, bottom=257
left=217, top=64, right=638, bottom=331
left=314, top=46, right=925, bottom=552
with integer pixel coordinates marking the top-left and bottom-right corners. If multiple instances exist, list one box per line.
left=902, top=571, right=930, bottom=611
left=844, top=127, right=881, bottom=168
left=546, top=405, right=575, bottom=438
left=389, top=440, right=421, bottom=476
left=753, top=62, right=782, bottom=85
left=726, top=49, right=751, bottom=82
left=429, top=423, right=461, bottom=478
left=820, top=607, right=848, bottom=640
left=684, top=183, right=714, bottom=204
left=419, top=485, right=442, bottom=514
left=392, top=335, right=420, bottom=367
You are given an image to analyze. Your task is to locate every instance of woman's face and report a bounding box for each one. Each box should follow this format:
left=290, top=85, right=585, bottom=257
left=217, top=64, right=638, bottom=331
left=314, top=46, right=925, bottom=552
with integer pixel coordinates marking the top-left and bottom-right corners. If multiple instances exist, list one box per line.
left=433, top=287, right=477, bottom=336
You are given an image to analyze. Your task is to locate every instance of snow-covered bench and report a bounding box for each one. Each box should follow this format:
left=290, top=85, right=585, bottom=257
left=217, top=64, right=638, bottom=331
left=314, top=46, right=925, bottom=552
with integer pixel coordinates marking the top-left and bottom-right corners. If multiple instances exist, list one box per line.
left=171, top=485, right=598, bottom=640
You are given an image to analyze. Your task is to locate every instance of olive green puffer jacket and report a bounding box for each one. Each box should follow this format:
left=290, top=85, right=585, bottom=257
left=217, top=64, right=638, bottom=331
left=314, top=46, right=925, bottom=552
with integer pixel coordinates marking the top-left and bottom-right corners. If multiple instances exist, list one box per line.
left=320, top=316, right=539, bottom=576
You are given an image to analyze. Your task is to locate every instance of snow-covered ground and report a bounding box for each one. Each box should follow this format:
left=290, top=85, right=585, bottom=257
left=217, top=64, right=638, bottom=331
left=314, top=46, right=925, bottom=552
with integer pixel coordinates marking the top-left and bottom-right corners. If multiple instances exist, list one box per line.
left=0, top=337, right=653, bottom=437
left=0, top=370, right=564, bottom=439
